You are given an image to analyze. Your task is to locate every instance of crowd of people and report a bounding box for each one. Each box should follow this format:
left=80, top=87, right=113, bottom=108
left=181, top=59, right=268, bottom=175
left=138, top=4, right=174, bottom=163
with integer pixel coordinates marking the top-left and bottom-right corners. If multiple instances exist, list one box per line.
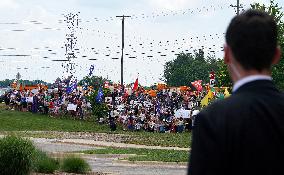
left=2, top=88, right=93, bottom=119
left=105, top=88, right=204, bottom=133
left=1, top=85, right=212, bottom=133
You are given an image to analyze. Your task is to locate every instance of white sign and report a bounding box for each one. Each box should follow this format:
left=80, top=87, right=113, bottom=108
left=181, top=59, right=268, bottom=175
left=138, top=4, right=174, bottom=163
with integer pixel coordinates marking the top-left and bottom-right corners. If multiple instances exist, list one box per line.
left=143, top=101, right=152, bottom=107
left=133, top=101, right=140, bottom=105
left=175, top=109, right=191, bottom=118
left=67, top=104, right=77, bottom=111
left=26, top=97, right=33, bottom=103
left=31, top=89, right=38, bottom=94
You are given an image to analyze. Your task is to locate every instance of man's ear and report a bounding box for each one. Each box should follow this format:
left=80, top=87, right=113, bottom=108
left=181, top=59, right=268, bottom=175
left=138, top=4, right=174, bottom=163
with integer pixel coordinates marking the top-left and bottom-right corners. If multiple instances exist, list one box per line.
left=272, top=46, right=281, bottom=65
left=224, top=44, right=231, bottom=64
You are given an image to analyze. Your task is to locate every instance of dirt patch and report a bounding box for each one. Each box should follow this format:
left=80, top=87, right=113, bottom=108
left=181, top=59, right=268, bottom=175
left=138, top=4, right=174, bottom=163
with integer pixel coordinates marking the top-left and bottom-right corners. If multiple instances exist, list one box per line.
left=5, top=131, right=132, bottom=143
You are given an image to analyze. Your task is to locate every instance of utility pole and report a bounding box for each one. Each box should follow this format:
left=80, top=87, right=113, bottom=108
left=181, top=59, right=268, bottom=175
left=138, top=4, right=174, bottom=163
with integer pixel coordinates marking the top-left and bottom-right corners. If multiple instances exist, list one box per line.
left=116, top=15, right=131, bottom=92
left=230, top=0, right=243, bottom=15
left=237, top=0, right=240, bottom=15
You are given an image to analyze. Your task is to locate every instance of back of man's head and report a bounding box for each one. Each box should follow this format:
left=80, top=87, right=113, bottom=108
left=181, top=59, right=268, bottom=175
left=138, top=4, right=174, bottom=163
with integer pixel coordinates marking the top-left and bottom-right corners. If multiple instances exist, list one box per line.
left=225, top=9, right=277, bottom=71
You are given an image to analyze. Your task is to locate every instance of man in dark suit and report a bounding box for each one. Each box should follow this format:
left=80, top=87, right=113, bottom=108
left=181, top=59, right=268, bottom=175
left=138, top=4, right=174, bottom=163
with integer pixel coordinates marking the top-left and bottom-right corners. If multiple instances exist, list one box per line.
left=188, top=10, right=284, bottom=175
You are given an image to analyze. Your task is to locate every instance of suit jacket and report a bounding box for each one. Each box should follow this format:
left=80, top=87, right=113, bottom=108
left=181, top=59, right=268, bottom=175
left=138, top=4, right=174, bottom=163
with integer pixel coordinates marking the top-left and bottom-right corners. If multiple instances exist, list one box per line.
left=188, top=80, right=284, bottom=175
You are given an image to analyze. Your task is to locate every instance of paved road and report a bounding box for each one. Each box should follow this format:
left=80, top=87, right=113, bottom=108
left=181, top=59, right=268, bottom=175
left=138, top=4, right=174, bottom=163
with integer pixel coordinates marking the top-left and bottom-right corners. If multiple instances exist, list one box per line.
left=83, top=154, right=187, bottom=175
left=33, top=138, right=100, bottom=153
left=32, top=138, right=188, bottom=175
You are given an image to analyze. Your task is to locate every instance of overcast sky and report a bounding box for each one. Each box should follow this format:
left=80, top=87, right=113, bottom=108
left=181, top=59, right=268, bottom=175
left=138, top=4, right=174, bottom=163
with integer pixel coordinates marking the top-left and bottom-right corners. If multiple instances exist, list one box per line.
left=0, top=0, right=283, bottom=86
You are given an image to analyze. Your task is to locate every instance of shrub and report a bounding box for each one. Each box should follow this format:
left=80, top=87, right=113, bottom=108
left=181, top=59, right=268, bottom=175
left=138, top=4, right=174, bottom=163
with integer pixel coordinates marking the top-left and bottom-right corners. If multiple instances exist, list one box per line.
left=86, top=90, right=109, bottom=121
left=61, top=156, right=90, bottom=174
left=33, top=149, right=59, bottom=174
left=0, top=135, right=35, bottom=175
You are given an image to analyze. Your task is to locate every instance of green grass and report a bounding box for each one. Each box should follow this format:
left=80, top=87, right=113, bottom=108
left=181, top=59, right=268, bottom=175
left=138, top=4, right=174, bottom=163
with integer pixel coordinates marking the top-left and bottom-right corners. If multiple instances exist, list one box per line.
left=0, top=109, right=109, bottom=132
left=0, top=106, right=191, bottom=148
left=82, top=147, right=189, bottom=162
left=125, top=132, right=191, bottom=148
left=33, top=149, right=59, bottom=174
left=61, top=156, right=90, bottom=174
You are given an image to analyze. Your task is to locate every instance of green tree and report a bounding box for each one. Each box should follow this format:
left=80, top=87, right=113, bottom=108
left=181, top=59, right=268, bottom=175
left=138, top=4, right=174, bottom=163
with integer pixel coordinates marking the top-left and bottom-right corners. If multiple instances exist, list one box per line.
left=0, top=79, right=51, bottom=88
left=78, top=76, right=112, bottom=90
left=86, top=88, right=110, bottom=121
left=251, top=0, right=284, bottom=90
left=163, top=50, right=219, bottom=86
left=215, top=59, right=232, bottom=87
left=0, top=79, right=14, bottom=87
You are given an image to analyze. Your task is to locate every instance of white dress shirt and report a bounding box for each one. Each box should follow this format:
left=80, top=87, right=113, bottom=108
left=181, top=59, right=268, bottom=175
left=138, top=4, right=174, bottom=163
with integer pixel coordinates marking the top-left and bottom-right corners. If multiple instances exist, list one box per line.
left=233, top=75, right=272, bottom=93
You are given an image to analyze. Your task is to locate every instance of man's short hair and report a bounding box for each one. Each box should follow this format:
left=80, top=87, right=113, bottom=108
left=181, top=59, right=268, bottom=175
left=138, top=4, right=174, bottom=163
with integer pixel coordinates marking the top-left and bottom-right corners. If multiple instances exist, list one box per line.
left=225, top=9, right=278, bottom=71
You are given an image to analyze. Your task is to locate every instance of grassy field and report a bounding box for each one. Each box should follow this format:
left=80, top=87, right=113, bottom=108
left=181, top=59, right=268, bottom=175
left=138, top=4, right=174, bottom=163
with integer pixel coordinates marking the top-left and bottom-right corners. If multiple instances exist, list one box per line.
left=0, top=105, right=191, bottom=148
left=0, top=107, right=109, bottom=132
left=82, top=147, right=189, bottom=162
left=125, top=132, right=190, bottom=148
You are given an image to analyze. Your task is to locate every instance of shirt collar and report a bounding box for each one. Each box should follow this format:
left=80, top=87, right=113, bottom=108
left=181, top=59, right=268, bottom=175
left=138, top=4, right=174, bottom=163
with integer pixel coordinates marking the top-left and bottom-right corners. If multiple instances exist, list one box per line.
left=233, top=75, right=272, bottom=93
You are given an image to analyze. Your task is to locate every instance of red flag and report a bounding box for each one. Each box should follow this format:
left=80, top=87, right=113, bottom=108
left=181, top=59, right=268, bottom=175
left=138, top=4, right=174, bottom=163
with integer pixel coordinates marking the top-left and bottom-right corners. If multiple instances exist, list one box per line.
left=132, top=78, right=138, bottom=91
left=191, top=80, right=203, bottom=92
